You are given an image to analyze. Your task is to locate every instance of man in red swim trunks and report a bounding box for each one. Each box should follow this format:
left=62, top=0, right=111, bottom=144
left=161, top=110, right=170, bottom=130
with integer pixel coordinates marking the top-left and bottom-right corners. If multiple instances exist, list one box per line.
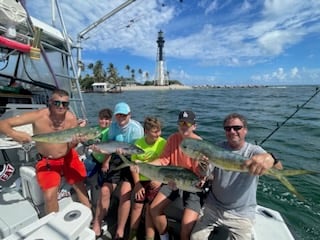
left=0, top=89, right=91, bottom=214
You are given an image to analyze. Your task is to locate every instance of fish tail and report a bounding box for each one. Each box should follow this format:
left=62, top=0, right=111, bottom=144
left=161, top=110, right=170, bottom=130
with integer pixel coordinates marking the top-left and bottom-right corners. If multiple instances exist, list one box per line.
left=270, top=170, right=304, bottom=201
left=279, top=169, right=320, bottom=176
left=113, top=154, right=133, bottom=171
left=113, top=163, right=129, bottom=171
left=279, top=175, right=304, bottom=201
left=118, top=154, right=132, bottom=165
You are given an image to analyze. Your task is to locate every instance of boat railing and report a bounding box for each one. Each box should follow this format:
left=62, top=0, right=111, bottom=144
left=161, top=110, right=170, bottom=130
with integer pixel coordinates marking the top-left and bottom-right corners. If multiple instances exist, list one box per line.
left=0, top=0, right=87, bottom=120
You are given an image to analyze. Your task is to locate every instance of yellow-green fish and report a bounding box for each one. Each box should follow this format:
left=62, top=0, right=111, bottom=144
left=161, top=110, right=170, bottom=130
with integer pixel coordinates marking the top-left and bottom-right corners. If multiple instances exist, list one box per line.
left=180, top=138, right=319, bottom=200
left=32, top=126, right=101, bottom=143
left=117, top=154, right=201, bottom=193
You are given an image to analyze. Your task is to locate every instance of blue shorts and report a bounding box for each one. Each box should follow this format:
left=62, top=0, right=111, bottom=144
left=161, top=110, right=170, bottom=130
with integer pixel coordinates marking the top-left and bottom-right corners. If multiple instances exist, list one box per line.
left=83, top=154, right=101, bottom=177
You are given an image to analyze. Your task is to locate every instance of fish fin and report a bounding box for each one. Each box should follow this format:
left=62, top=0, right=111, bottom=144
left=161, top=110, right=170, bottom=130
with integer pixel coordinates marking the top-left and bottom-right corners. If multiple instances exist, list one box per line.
left=267, top=168, right=320, bottom=201
left=279, top=169, right=320, bottom=176
left=278, top=175, right=304, bottom=201
left=113, top=163, right=129, bottom=171
left=270, top=171, right=305, bottom=201
left=118, top=154, right=132, bottom=165
left=111, top=154, right=132, bottom=171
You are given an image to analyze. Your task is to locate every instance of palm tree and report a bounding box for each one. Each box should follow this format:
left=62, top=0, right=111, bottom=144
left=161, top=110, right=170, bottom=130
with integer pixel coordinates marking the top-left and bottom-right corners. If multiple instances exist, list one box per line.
left=130, top=69, right=135, bottom=85
left=92, top=60, right=106, bottom=82
left=106, top=63, right=118, bottom=84
left=87, top=63, right=94, bottom=71
left=107, top=63, right=121, bottom=91
left=138, top=68, right=143, bottom=83
left=125, top=65, right=131, bottom=85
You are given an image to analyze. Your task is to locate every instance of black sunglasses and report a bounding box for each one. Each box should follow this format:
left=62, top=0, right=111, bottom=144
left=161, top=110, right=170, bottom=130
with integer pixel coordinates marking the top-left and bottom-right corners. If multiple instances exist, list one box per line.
left=224, top=125, right=243, bottom=132
left=52, top=100, right=69, bottom=108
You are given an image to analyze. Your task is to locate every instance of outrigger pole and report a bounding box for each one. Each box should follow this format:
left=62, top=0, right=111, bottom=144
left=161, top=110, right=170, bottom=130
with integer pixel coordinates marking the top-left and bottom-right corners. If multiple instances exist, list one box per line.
left=75, top=0, right=136, bottom=85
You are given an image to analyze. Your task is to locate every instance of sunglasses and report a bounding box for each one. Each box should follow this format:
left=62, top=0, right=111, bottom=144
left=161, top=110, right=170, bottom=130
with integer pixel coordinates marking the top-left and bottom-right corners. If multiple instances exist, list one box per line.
left=116, top=113, right=128, bottom=117
left=178, top=121, right=193, bottom=127
left=224, top=125, right=243, bottom=132
left=52, top=100, right=69, bottom=108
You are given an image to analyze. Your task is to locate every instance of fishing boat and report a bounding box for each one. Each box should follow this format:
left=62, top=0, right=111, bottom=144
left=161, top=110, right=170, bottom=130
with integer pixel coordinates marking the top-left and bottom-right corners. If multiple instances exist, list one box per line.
left=0, top=0, right=92, bottom=239
left=0, top=0, right=295, bottom=239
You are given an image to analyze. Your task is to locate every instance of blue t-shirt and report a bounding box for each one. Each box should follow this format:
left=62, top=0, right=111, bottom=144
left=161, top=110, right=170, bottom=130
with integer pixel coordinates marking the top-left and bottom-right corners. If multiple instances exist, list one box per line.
left=108, top=119, right=144, bottom=144
left=206, top=141, right=266, bottom=220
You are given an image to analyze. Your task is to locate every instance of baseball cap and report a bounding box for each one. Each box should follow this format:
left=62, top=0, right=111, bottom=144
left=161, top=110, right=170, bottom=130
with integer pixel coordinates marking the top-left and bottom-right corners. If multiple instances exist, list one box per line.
left=114, top=102, right=130, bottom=115
left=178, top=110, right=196, bottom=124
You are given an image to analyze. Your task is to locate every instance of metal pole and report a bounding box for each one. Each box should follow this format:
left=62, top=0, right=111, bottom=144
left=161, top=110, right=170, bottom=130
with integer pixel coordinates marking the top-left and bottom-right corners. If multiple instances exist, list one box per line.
left=78, top=0, right=136, bottom=39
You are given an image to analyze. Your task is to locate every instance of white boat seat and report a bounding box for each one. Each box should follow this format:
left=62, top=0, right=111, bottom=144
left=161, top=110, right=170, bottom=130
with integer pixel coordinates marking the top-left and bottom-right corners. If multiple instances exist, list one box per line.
left=19, top=166, right=75, bottom=208
left=3, top=202, right=95, bottom=240
left=19, top=166, right=44, bottom=206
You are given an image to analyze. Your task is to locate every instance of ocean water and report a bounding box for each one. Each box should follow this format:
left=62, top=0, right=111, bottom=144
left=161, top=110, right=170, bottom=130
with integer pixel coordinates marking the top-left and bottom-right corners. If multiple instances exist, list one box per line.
left=83, top=85, right=320, bottom=240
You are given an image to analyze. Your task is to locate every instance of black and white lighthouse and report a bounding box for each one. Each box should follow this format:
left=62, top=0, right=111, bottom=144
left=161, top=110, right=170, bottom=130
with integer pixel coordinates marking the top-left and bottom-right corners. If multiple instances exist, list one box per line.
left=154, top=30, right=168, bottom=86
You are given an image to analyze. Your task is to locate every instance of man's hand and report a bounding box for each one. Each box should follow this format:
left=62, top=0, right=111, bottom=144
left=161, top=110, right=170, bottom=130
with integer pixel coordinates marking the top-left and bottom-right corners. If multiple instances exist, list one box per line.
left=89, top=144, right=110, bottom=154
left=77, top=119, right=87, bottom=127
left=194, top=153, right=210, bottom=174
left=242, top=153, right=282, bottom=176
left=13, top=131, right=32, bottom=144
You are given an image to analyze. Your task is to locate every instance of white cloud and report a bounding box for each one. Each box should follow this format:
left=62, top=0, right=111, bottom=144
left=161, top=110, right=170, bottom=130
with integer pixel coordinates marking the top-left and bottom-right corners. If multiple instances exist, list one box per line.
left=25, top=0, right=320, bottom=85
left=28, top=0, right=320, bottom=65
left=249, top=67, right=320, bottom=85
left=258, top=30, right=296, bottom=55
left=290, top=67, right=299, bottom=78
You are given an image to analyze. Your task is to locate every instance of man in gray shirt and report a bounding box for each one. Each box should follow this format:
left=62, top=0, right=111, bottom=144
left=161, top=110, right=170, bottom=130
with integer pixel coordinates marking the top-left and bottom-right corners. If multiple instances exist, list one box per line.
left=191, top=113, right=282, bottom=240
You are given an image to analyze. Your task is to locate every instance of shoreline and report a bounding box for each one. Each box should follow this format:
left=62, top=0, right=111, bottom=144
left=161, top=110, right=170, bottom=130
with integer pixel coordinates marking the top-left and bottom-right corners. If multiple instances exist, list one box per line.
left=120, top=84, right=193, bottom=91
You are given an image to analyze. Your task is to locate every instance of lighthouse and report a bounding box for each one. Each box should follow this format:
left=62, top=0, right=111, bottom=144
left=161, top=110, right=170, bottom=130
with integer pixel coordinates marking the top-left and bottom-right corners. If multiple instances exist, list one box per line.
left=154, top=30, right=169, bottom=86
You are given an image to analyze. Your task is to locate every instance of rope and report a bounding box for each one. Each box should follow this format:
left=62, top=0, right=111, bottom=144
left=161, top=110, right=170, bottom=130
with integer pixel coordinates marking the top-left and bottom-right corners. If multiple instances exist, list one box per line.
left=259, top=87, right=320, bottom=146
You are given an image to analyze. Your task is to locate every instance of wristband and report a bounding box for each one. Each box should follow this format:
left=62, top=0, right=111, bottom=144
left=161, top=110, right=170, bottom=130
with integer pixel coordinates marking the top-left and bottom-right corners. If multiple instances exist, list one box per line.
left=270, top=153, right=279, bottom=166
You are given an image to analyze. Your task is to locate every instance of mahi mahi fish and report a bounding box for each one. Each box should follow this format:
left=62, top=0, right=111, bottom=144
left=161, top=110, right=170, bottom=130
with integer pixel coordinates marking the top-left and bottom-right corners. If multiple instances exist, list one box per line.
left=180, top=138, right=319, bottom=200
left=93, top=141, right=145, bottom=155
left=32, top=126, right=101, bottom=143
left=117, top=154, right=202, bottom=193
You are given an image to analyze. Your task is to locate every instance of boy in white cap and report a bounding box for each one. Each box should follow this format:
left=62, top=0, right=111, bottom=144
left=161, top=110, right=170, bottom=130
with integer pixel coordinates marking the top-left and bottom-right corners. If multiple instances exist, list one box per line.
left=149, top=110, right=206, bottom=240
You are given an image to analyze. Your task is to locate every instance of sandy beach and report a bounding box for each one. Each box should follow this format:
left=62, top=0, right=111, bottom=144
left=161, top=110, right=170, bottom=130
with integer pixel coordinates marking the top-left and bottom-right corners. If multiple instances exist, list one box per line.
left=121, top=84, right=193, bottom=91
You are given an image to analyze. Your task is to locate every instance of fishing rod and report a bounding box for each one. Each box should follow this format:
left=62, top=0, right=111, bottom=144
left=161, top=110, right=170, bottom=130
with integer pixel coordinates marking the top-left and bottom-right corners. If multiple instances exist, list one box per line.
left=259, top=86, right=320, bottom=146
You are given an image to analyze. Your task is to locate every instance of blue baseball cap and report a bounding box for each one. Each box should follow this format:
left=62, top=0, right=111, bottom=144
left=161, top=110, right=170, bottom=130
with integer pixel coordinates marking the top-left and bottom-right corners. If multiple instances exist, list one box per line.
left=114, top=102, right=131, bottom=115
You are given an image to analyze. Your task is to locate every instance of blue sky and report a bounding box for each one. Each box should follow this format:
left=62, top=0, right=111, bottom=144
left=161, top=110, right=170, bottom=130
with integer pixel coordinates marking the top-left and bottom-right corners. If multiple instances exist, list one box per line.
left=28, top=0, right=320, bottom=86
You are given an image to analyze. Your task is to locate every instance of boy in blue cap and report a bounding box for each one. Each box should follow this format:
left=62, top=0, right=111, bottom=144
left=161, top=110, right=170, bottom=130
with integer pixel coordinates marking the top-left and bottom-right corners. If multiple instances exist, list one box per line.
left=92, top=102, right=144, bottom=239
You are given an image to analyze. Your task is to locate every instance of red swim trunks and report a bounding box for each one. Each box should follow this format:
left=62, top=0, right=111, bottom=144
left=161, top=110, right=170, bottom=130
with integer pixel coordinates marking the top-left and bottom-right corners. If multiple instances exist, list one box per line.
left=35, top=148, right=86, bottom=190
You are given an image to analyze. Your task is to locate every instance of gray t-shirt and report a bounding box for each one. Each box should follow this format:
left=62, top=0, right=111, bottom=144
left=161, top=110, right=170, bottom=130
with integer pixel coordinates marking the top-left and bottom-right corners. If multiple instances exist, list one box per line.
left=206, top=141, right=266, bottom=219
